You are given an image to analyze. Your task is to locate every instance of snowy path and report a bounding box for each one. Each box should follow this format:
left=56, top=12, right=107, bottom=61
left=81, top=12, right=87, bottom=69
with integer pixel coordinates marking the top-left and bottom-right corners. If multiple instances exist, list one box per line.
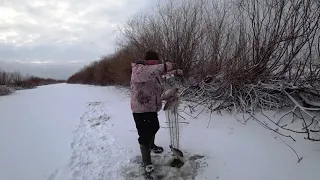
left=1, top=84, right=319, bottom=180
left=52, top=101, right=207, bottom=180
left=51, top=102, right=129, bottom=180
left=0, top=84, right=124, bottom=180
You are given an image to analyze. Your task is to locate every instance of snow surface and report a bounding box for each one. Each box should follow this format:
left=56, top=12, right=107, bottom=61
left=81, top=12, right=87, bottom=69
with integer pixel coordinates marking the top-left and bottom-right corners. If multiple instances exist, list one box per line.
left=0, top=84, right=121, bottom=180
left=1, top=83, right=319, bottom=180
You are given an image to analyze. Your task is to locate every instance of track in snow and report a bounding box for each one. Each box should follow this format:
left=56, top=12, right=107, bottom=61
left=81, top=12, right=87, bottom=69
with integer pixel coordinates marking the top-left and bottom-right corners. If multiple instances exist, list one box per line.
left=50, top=101, right=208, bottom=180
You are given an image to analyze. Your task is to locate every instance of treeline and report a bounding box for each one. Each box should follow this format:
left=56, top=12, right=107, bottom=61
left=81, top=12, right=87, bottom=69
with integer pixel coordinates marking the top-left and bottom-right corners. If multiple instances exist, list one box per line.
left=0, top=69, right=66, bottom=89
left=68, top=0, right=320, bottom=87
left=67, top=47, right=135, bottom=86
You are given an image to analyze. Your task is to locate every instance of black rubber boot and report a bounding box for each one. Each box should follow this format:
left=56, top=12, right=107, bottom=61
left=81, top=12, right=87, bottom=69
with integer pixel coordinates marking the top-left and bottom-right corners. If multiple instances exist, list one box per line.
left=150, top=136, right=164, bottom=154
left=140, top=144, right=154, bottom=173
left=170, top=158, right=184, bottom=168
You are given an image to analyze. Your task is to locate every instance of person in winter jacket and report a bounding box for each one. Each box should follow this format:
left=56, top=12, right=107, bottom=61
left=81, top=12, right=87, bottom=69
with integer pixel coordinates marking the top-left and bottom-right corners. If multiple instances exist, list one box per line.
left=130, top=50, right=183, bottom=172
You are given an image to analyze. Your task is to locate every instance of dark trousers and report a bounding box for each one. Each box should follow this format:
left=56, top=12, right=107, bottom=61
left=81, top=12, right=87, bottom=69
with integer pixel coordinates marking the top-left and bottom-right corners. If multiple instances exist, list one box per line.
left=133, top=112, right=160, bottom=147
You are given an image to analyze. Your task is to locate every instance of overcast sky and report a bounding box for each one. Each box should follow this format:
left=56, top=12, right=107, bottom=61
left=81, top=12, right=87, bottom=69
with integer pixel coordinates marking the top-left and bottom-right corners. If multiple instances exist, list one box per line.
left=0, top=0, right=156, bottom=79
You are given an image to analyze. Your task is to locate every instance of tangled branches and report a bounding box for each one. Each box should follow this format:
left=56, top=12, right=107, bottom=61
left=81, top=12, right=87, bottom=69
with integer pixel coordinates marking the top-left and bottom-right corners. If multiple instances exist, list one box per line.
left=180, top=74, right=320, bottom=142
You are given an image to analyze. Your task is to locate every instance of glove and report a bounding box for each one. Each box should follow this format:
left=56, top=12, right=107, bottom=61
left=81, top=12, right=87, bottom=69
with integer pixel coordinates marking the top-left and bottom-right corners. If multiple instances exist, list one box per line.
left=165, top=62, right=173, bottom=72
left=166, top=69, right=183, bottom=76
left=176, top=69, right=183, bottom=75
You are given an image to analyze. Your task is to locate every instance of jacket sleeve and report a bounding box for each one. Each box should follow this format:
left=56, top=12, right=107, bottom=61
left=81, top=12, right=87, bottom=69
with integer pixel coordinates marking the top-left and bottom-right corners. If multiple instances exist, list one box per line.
left=131, top=63, right=165, bottom=83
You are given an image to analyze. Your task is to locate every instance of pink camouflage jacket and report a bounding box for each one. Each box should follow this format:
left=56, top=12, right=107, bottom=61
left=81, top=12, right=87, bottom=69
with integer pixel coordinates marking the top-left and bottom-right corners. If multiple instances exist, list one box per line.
left=130, top=61, right=167, bottom=113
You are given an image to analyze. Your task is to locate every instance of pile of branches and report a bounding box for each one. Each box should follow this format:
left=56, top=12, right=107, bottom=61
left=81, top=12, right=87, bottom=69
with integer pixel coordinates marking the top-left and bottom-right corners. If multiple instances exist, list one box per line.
left=180, top=74, right=320, bottom=142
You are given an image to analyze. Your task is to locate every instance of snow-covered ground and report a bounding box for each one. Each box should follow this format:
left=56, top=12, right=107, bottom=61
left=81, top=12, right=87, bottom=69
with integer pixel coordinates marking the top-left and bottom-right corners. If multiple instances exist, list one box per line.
left=0, top=84, right=319, bottom=180
left=0, top=84, right=119, bottom=180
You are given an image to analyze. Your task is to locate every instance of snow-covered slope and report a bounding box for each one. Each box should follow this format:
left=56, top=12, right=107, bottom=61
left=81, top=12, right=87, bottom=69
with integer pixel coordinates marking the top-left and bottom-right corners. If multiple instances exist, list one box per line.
left=1, top=84, right=319, bottom=180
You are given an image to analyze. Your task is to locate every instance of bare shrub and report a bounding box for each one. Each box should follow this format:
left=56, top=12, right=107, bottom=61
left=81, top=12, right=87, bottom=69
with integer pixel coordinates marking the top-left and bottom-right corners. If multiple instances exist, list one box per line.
left=0, top=85, right=14, bottom=96
left=180, top=0, right=320, bottom=141
left=10, top=71, right=23, bottom=86
left=119, top=0, right=211, bottom=76
left=0, top=69, right=65, bottom=90
left=0, top=70, right=8, bottom=85
left=67, top=46, right=135, bottom=86
left=68, top=0, right=320, bottom=141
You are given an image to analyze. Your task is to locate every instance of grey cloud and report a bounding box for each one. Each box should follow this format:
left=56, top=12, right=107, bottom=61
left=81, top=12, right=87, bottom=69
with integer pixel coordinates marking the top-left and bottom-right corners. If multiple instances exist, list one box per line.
left=0, top=0, right=159, bottom=78
left=0, top=0, right=153, bottom=62
left=0, top=43, right=105, bottom=62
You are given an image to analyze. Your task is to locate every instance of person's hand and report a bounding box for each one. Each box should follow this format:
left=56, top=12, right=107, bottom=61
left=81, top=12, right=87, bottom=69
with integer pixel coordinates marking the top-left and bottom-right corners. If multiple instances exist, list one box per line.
left=165, top=62, right=173, bottom=71
left=176, top=69, right=183, bottom=75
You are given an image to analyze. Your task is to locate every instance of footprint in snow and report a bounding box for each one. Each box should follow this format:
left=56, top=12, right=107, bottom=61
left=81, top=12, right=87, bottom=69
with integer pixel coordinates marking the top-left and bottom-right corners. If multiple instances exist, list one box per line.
left=227, top=127, right=234, bottom=134
left=87, top=102, right=103, bottom=106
